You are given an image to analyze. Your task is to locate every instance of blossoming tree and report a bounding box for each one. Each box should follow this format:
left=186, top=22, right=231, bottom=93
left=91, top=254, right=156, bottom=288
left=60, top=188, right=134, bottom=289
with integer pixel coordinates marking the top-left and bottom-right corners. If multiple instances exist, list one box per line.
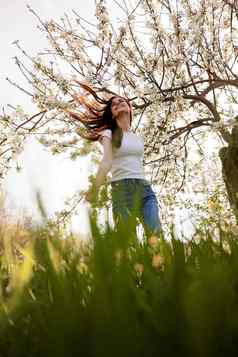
left=3, top=0, right=238, bottom=224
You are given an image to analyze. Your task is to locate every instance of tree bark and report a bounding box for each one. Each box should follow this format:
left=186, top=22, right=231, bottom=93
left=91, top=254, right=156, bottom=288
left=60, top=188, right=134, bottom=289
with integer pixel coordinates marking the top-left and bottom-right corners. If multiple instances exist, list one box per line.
left=219, top=126, right=238, bottom=223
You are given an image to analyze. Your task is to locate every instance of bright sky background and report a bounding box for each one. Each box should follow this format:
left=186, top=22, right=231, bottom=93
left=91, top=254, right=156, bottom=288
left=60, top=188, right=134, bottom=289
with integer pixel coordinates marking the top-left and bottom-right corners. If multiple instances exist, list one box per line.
left=1, top=0, right=101, bottom=237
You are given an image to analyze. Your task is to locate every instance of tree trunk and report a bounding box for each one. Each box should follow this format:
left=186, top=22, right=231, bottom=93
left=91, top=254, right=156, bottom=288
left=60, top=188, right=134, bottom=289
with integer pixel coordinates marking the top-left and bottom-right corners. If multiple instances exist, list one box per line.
left=219, top=126, right=238, bottom=223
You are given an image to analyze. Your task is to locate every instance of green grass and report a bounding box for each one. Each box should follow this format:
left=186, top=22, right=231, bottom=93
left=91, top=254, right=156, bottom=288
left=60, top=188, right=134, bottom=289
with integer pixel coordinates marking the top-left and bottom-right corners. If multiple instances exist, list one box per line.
left=0, top=210, right=238, bottom=357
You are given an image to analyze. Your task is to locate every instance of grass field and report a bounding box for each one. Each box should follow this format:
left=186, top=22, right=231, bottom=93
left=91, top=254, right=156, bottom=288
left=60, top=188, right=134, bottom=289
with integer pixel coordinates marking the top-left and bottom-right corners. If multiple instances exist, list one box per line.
left=0, top=208, right=238, bottom=357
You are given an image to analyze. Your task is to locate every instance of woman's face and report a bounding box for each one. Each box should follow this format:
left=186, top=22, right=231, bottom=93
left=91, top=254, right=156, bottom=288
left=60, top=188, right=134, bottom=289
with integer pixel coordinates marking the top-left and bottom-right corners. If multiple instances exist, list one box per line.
left=111, top=96, right=131, bottom=119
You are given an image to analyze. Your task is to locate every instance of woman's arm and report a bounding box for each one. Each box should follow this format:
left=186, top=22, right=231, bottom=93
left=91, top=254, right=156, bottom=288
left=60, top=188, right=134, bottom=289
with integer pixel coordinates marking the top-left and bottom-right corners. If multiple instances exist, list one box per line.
left=85, top=136, right=112, bottom=202
left=95, top=135, right=112, bottom=189
left=94, top=162, right=111, bottom=192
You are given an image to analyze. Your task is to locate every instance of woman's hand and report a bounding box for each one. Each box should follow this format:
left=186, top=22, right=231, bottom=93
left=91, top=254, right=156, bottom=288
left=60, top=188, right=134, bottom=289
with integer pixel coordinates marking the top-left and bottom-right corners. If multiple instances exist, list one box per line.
left=84, top=189, right=94, bottom=203
left=84, top=185, right=98, bottom=203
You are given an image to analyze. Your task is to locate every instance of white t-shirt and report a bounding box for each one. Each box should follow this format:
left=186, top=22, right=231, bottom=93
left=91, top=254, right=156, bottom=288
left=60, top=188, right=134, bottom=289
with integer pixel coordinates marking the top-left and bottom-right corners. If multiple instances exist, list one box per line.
left=99, top=129, right=145, bottom=182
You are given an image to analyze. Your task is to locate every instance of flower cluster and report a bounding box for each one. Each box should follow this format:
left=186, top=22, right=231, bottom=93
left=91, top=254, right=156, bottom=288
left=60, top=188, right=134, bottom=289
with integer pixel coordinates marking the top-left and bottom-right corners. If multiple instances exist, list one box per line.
left=0, top=109, right=26, bottom=180
left=95, top=0, right=112, bottom=47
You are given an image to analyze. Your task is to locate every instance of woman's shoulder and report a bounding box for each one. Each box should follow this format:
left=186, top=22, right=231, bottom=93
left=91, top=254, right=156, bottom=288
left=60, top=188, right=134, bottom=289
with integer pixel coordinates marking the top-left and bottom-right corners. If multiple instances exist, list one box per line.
left=130, top=130, right=143, bottom=141
left=98, top=128, right=112, bottom=144
left=99, top=128, right=112, bottom=138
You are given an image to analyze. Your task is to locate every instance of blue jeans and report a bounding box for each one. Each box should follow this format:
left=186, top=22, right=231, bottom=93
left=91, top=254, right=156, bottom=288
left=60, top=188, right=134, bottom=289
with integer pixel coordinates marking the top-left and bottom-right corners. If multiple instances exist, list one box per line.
left=111, top=178, right=162, bottom=239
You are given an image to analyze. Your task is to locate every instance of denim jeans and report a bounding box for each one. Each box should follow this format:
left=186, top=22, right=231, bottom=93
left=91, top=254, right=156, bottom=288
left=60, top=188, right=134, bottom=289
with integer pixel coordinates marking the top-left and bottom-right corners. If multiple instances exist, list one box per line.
left=111, top=178, right=162, bottom=239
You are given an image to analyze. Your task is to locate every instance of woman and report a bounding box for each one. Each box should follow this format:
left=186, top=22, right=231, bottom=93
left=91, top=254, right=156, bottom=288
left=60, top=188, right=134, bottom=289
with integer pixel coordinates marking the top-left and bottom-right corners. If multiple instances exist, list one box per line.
left=68, top=82, right=162, bottom=240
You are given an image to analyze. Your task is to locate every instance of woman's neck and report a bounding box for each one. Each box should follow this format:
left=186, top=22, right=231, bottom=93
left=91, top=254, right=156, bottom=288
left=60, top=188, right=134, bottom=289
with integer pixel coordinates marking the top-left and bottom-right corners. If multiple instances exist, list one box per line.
left=116, top=113, right=130, bottom=132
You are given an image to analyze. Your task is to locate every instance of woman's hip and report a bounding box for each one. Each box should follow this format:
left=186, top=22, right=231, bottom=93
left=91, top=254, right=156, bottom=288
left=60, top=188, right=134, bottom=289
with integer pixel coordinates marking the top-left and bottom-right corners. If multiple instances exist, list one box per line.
left=111, top=178, right=158, bottom=210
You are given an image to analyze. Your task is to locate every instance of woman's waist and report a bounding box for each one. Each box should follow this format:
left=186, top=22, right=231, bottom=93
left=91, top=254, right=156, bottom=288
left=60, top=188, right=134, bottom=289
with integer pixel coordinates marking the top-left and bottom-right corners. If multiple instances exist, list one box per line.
left=110, top=178, right=150, bottom=187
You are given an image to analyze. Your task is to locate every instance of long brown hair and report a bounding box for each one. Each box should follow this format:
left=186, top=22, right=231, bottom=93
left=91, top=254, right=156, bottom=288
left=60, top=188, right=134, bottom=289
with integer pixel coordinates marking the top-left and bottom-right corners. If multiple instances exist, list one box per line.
left=67, top=82, right=132, bottom=149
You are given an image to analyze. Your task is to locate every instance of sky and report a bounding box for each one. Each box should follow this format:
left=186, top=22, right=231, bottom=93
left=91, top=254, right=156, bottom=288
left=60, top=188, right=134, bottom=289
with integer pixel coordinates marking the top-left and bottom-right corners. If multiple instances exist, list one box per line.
left=1, top=0, right=100, bottom=237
